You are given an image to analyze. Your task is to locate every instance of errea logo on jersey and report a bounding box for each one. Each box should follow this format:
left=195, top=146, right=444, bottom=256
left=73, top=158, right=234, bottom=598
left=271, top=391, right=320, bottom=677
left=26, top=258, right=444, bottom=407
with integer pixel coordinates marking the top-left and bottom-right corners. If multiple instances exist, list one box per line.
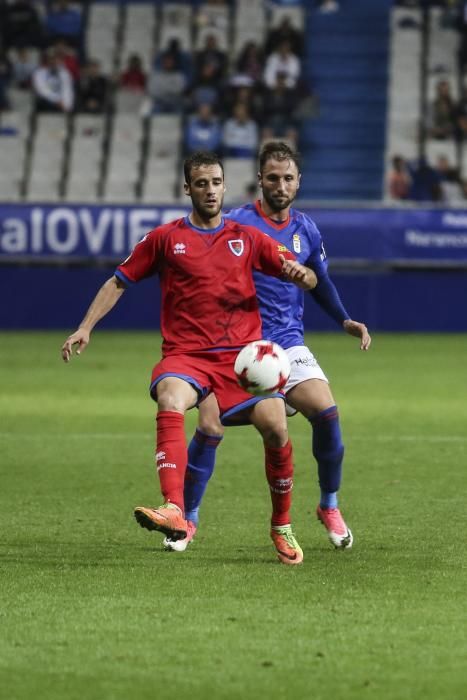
left=174, top=243, right=186, bottom=254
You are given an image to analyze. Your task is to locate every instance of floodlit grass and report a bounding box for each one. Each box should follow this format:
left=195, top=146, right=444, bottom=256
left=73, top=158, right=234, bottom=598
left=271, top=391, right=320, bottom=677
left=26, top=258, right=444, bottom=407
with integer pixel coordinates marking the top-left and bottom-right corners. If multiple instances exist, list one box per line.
left=0, top=331, right=466, bottom=700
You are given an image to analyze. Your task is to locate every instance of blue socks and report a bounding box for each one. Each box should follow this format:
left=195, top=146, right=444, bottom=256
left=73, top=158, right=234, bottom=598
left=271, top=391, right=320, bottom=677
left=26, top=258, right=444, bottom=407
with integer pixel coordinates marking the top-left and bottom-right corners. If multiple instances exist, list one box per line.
left=184, top=429, right=223, bottom=524
left=308, top=405, right=344, bottom=510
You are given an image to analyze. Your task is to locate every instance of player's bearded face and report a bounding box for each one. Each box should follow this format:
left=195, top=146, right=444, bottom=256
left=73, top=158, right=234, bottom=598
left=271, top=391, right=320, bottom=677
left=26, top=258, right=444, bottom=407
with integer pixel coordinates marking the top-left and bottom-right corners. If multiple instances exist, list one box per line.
left=186, top=164, right=225, bottom=219
left=260, top=158, right=300, bottom=212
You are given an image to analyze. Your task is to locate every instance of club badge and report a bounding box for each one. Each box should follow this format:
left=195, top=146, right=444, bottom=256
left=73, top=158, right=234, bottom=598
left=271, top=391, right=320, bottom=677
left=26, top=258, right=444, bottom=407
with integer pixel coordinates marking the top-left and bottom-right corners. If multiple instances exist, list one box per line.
left=228, top=239, right=244, bottom=256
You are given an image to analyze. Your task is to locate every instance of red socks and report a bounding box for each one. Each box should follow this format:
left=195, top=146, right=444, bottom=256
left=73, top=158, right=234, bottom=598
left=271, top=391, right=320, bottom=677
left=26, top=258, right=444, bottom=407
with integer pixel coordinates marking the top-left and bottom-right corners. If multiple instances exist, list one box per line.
left=155, top=411, right=187, bottom=511
left=265, top=440, right=294, bottom=527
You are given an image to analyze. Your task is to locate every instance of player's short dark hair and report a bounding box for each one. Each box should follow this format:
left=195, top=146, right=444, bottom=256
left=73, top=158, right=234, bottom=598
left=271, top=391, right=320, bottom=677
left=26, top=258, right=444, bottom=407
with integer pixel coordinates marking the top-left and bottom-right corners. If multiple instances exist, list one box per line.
left=184, top=151, right=224, bottom=183
left=258, top=141, right=301, bottom=174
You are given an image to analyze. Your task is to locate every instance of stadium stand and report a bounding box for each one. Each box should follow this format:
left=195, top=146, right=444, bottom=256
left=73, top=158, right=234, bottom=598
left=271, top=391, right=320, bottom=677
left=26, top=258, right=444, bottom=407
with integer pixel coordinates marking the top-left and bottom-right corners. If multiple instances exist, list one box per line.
left=301, top=0, right=391, bottom=201
left=385, top=3, right=423, bottom=171
left=2, top=0, right=466, bottom=206
left=0, top=108, right=29, bottom=201
left=27, top=113, right=69, bottom=201
left=65, top=113, right=105, bottom=202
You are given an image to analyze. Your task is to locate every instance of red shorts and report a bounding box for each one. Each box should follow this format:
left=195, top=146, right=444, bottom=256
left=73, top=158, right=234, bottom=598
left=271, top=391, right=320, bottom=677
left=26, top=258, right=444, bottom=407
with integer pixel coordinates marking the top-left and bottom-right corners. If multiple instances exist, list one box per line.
left=150, top=350, right=284, bottom=426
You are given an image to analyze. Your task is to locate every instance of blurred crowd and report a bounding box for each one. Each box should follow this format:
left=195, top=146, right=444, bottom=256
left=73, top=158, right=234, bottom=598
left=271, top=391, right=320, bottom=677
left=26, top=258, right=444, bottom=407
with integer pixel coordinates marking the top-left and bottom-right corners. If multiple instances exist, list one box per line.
left=389, top=0, right=467, bottom=203
left=0, top=0, right=315, bottom=159
left=0, top=0, right=107, bottom=113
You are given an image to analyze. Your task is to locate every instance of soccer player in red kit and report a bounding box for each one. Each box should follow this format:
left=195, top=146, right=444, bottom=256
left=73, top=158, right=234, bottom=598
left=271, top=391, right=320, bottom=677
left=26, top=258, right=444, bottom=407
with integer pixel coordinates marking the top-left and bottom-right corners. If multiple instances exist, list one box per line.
left=61, top=151, right=317, bottom=565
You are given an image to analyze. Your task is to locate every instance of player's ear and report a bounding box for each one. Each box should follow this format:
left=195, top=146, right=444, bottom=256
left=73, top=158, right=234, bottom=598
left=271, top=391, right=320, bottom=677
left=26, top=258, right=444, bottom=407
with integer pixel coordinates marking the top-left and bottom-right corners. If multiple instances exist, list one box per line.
left=297, top=173, right=301, bottom=190
left=257, top=171, right=262, bottom=188
left=183, top=182, right=190, bottom=197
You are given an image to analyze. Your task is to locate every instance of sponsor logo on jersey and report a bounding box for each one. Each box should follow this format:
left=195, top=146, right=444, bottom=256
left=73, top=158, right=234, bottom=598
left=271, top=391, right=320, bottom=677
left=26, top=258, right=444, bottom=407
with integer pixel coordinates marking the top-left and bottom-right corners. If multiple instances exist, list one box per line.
left=174, top=243, right=186, bottom=254
left=320, top=241, right=326, bottom=261
left=293, top=234, right=301, bottom=253
left=228, top=239, right=244, bottom=256
left=277, top=244, right=288, bottom=252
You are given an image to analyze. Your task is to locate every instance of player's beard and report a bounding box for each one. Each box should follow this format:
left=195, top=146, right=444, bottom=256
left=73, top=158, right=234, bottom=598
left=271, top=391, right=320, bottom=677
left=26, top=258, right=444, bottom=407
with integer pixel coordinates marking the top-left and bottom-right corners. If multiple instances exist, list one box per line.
left=193, top=196, right=224, bottom=221
left=263, top=189, right=297, bottom=213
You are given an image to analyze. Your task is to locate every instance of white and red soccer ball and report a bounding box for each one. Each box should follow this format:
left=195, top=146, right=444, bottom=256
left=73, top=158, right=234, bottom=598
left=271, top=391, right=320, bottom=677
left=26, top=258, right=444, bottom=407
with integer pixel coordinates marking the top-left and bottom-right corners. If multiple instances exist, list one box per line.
left=234, top=340, right=291, bottom=396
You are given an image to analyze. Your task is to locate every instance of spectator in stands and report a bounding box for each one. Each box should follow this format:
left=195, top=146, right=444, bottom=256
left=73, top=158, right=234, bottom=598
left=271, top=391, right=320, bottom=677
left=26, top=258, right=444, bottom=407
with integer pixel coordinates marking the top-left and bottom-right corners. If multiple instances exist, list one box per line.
left=54, top=39, right=80, bottom=82
left=426, top=79, right=457, bottom=140
left=455, top=84, right=467, bottom=139
left=184, top=102, right=222, bottom=153
left=120, top=54, right=147, bottom=93
left=435, top=155, right=464, bottom=204
left=32, top=48, right=74, bottom=113
left=222, top=103, right=259, bottom=158
left=77, top=60, right=109, bottom=114
left=224, top=82, right=264, bottom=125
left=10, top=46, right=38, bottom=89
left=155, top=38, right=192, bottom=84
left=262, top=72, right=300, bottom=145
left=234, top=42, right=264, bottom=86
left=188, top=62, right=220, bottom=112
left=407, top=157, right=442, bottom=202
left=388, top=155, right=411, bottom=200
left=46, top=0, right=82, bottom=50
left=264, top=16, right=304, bottom=58
left=0, top=49, right=12, bottom=111
left=264, top=40, right=301, bottom=90
left=148, top=53, right=187, bottom=114
left=3, top=0, right=44, bottom=50
left=194, top=34, right=227, bottom=89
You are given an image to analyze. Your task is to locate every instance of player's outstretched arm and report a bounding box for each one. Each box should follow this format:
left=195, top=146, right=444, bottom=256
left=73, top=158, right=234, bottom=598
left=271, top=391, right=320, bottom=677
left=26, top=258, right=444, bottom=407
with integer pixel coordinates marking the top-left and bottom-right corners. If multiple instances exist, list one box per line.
left=279, top=255, right=317, bottom=290
left=61, top=276, right=126, bottom=362
left=343, top=319, right=372, bottom=351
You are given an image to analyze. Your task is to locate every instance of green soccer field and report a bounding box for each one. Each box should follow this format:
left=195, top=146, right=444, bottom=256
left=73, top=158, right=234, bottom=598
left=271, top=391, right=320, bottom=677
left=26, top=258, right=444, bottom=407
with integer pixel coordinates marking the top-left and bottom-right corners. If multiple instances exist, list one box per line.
left=1, top=331, right=466, bottom=700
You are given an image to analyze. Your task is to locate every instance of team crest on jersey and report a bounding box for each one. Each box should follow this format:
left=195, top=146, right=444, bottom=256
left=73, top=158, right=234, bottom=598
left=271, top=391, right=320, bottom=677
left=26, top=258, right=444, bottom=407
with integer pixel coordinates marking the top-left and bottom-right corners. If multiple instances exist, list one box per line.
left=293, top=234, right=301, bottom=253
left=277, top=244, right=288, bottom=252
left=228, top=239, right=244, bottom=256
left=174, top=243, right=186, bottom=255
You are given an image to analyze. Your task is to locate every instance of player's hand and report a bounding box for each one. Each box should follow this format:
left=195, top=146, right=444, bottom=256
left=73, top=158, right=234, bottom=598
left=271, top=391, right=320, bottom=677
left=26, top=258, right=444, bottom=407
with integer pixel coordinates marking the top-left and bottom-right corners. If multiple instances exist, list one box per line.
left=343, top=319, right=371, bottom=351
left=279, top=255, right=317, bottom=289
left=61, top=328, right=90, bottom=363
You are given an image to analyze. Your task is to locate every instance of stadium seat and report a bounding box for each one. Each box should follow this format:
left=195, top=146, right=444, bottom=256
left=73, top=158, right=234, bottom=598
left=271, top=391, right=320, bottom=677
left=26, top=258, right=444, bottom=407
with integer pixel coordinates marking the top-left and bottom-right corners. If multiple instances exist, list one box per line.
left=86, top=3, right=120, bottom=75
left=195, top=2, right=230, bottom=51
left=159, top=4, right=193, bottom=51
left=384, top=6, right=423, bottom=192
left=223, top=158, right=255, bottom=205
left=121, top=3, right=156, bottom=72
left=65, top=114, right=105, bottom=202
left=233, top=0, right=266, bottom=55
left=26, top=114, right=69, bottom=201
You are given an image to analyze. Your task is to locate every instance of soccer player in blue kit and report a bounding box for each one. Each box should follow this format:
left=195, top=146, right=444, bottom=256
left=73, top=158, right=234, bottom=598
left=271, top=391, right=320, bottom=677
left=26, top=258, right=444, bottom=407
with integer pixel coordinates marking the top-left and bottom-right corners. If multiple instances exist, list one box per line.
left=164, top=141, right=371, bottom=553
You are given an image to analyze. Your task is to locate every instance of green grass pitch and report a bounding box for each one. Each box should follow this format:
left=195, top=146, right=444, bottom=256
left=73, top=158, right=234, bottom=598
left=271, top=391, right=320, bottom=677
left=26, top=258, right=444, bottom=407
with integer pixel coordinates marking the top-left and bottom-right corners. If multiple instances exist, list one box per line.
left=1, top=331, right=466, bottom=700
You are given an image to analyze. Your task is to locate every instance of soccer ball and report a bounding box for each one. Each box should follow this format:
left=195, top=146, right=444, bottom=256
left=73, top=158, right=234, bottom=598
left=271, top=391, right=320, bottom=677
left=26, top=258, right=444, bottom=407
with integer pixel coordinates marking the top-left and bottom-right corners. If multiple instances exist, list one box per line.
left=234, top=340, right=291, bottom=396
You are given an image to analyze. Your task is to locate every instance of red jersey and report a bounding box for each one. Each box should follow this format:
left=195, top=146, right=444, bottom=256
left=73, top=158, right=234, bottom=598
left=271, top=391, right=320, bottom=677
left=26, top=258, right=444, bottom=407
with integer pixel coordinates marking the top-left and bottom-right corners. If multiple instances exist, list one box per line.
left=115, top=216, right=295, bottom=355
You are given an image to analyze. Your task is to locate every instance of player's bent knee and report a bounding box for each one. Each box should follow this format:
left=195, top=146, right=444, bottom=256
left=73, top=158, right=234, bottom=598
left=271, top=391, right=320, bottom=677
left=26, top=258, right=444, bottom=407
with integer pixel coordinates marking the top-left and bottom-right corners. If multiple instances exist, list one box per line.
left=261, top=427, right=288, bottom=447
left=198, top=419, right=224, bottom=437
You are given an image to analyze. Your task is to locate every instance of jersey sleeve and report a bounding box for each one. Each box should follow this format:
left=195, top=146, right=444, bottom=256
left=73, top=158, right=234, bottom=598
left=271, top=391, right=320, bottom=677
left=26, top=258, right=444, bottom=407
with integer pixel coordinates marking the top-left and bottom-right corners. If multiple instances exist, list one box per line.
left=302, top=215, right=329, bottom=279
left=249, top=226, right=295, bottom=276
left=115, top=229, right=160, bottom=285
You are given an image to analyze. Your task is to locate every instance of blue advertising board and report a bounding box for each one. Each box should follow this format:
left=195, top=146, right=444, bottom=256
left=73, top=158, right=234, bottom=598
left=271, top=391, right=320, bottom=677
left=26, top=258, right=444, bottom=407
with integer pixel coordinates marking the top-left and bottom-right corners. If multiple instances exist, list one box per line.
left=1, top=204, right=466, bottom=331
left=1, top=204, right=467, bottom=265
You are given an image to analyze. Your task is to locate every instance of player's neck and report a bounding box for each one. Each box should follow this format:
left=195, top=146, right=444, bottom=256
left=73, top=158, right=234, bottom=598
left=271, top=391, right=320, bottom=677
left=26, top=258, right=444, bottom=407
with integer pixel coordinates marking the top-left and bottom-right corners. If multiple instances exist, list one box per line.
left=188, top=211, right=223, bottom=230
left=259, top=198, right=290, bottom=223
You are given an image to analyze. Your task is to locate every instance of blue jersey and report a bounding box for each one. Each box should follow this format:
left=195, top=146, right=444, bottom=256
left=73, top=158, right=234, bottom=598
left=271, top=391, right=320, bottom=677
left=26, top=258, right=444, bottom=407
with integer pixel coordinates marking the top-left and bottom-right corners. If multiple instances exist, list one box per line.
left=226, top=201, right=328, bottom=349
